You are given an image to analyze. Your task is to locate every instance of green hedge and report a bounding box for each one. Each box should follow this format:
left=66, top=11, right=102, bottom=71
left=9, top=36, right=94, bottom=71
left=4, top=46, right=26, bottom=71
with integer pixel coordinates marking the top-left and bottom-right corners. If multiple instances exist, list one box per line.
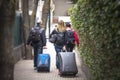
left=70, top=0, right=120, bottom=80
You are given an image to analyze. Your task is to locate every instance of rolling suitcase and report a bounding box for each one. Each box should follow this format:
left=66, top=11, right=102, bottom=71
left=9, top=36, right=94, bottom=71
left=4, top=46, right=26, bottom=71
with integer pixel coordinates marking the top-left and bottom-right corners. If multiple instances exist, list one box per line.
left=37, top=53, right=50, bottom=72
left=58, top=52, right=78, bottom=76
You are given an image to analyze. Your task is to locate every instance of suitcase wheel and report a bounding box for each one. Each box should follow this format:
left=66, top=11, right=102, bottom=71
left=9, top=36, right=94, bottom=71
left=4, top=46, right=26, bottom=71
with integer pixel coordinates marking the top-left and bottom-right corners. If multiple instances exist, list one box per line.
left=60, top=73, right=76, bottom=77
left=37, top=69, right=40, bottom=72
left=73, top=73, right=76, bottom=77
left=47, top=69, right=50, bottom=72
left=37, top=69, right=50, bottom=72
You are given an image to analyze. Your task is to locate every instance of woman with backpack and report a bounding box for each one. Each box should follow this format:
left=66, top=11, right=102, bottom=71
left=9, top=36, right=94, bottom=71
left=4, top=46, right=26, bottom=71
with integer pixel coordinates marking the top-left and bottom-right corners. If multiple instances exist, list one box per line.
left=49, top=20, right=66, bottom=75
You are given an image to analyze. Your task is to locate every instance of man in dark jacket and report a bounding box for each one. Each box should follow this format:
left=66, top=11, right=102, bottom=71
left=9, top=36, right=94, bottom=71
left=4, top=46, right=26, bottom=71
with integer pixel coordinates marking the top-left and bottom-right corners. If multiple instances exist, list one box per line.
left=26, top=22, right=47, bottom=70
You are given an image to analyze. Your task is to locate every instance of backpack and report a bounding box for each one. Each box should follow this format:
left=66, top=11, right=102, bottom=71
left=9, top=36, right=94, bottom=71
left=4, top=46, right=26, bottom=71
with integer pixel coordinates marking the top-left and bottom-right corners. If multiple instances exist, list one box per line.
left=55, top=32, right=65, bottom=45
left=66, top=30, right=75, bottom=44
left=49, top=34, right=57, bottom=43
left=31, top=27, right=41, bottom=42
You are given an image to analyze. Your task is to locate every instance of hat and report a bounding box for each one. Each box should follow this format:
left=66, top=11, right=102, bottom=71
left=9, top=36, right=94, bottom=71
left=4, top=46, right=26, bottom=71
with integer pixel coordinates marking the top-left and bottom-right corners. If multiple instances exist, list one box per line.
left=66, top=22, right=71, bottom=27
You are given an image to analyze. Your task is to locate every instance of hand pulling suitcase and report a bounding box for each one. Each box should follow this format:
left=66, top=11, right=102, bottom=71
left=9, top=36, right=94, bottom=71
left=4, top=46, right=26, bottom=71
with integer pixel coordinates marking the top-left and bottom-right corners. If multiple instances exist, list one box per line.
left=37, top=53, right=50, bottom=72
left=58, top=52, right=78, bottom=76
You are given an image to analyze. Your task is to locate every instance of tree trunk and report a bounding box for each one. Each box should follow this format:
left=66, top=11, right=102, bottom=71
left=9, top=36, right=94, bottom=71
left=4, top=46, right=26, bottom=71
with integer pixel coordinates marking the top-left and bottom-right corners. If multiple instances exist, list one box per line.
left=22, top=0, right=32, bottom=59
left=30, top=0, right=39, bottom=28
left=42, top=0, right=50, bottom=28
left=0, top=0, right=15, bottom=80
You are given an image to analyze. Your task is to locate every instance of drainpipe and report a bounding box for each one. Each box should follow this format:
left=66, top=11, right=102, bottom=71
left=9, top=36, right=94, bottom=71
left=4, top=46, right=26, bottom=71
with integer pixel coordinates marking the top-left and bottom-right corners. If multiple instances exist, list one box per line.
left=49, top=0, right=51, bottom=38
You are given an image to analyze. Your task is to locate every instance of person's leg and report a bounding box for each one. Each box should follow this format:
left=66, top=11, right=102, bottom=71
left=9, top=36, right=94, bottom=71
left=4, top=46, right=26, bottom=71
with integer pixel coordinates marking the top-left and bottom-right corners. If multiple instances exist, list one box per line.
left=54, top=45, right=57, bottom=68
left=69, top=44, right=75, bottom=52
left=55, top=45, right=60, bottom=69
left=54, top=45, right=63, bottom=74
left=66, top=45, right=69, bottom=52
left=54, top=45, right=62, bottom=69
left=33, top=47, right=37, bottom=68
left=37, top=46, right=43, bottom=54
left=36, top=46, right=43, bottom=69
left=66, top=44, right=71, bottom=52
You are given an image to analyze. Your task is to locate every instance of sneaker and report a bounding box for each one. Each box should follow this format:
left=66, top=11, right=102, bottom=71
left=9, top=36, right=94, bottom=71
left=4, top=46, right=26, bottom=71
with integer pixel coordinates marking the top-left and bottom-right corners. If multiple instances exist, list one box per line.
left=34, top=67, right=37, bottom=70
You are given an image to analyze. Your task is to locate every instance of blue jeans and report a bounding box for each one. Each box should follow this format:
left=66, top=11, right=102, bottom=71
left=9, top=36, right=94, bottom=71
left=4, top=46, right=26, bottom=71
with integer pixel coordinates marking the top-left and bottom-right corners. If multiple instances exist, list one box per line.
left=54, top=44, right=63, bottom=70
left=33, top=43, right=43, bottom=67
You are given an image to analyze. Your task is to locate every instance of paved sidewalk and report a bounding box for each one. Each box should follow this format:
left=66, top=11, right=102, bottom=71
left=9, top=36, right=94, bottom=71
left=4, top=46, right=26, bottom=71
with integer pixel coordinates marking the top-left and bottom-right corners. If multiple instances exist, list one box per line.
left=14, top=23, right=87, bottom=80
left=14, top=0, right=87, bottom=80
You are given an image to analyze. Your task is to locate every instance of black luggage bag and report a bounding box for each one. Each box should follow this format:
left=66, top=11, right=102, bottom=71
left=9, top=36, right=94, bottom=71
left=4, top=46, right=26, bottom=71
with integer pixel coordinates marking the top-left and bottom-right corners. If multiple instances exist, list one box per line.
left=58, top=52, right=78, bottom=76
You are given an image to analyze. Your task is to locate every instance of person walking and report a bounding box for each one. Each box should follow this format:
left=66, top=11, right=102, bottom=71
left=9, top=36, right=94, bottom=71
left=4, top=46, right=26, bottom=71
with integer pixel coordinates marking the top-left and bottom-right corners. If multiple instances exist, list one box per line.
left=50, top=20, right=66, bottom=75
left=65, top=22, right=79, bottom=52
left=26, top=22, right=47, bottom=70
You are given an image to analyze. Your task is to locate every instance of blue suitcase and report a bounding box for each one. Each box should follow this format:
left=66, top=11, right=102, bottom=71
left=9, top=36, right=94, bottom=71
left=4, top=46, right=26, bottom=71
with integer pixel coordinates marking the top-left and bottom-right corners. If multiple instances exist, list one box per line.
left=37, top=53, right=50, bottom=72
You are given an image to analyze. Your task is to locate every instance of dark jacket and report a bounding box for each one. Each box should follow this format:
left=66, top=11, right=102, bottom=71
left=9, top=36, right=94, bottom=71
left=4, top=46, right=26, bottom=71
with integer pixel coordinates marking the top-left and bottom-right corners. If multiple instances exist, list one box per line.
left=27, top=27, right=46, bottom=47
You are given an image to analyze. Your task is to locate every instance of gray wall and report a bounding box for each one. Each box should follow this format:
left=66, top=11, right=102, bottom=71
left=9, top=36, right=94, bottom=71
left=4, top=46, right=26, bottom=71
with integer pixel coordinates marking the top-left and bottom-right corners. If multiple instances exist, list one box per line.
left=13, top=44, right=25, bottom=63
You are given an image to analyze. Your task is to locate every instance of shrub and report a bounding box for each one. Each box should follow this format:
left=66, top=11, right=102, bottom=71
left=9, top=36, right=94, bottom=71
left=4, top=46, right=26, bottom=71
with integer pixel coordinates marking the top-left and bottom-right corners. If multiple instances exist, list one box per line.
left=70, top=0, right=120, bottom=80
